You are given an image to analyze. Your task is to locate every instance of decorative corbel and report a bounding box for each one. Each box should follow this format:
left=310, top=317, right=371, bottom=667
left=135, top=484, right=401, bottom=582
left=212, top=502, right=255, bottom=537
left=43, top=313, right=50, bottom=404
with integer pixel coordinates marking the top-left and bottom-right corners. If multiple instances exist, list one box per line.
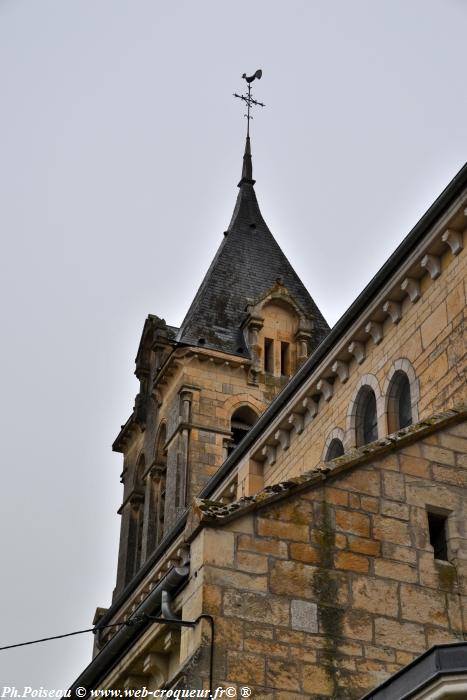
left=142, top=653, right=169, bottom=685
left=317, top=378, right=333, bottom=401
left=442, top=229, right=463, bottom=256
left=274, top=429, right=290, bottom=451
left=383, top=300, right=402, bottom=324
left=331, top=360, right=349, bottom=384
left=348, top=340, right=366, bottom=364
left=261, top=444, right=276, bottom=466
left=365, top=321, right=383, bottom=345
left=288, top=412, right=304, bottom=434
left=401, top=278, right=421, bottom=303
left=421, top=254, right=441, bottom=280
left=302, top=397, right=318, bottom=418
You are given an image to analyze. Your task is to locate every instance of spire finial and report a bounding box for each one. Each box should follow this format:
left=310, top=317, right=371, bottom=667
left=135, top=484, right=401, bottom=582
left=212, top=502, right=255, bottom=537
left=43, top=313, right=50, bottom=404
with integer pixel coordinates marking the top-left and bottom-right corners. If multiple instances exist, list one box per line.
left=233, top=70, right=265, bottom=186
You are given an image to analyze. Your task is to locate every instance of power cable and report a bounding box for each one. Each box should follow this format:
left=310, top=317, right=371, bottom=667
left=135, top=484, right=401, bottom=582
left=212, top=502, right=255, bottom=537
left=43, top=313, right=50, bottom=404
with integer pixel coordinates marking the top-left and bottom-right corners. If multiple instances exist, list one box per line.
left=0, top=619, right=133, bottom=651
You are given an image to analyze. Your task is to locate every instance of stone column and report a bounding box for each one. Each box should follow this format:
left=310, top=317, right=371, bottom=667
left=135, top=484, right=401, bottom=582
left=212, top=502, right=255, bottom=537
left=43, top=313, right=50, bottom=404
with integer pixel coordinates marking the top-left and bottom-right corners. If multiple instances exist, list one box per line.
left=296, top=328, right=312, bottom=368
left=246, top=317, right=263, bottom=384
left=177, top=389, right=193, bottom=510
left=114, top=492, right=144, bottom=594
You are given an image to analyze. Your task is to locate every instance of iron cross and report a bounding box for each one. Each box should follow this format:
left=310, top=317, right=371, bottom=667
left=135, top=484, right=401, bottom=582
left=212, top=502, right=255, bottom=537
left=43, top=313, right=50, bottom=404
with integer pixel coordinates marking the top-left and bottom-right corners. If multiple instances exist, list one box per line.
left=233, top=69, right=265, bottom=137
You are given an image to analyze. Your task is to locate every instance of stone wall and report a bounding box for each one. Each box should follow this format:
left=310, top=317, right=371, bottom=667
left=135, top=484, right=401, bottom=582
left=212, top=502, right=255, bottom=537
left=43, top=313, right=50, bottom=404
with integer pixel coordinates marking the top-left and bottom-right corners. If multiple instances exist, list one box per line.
left=236, top=229, right=466, bottom=494
left=183, top=417, right=467, bottom=699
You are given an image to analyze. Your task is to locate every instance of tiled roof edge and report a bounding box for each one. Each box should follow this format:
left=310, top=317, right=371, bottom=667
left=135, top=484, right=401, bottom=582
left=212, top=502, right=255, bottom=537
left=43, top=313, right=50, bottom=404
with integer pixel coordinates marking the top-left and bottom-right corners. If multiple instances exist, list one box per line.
left=185, top=404, right=467, bottom=540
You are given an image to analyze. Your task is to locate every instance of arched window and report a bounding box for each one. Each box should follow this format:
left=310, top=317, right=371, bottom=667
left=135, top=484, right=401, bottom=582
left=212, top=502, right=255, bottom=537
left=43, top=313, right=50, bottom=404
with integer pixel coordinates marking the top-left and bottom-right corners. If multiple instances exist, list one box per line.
left=228, top=406, right=258, bottom=455
left=355, top=387, right=378, bottom=446
left=387, top=371, right=412, bottom=432
left=153, top=424, right=167, bottom=546
left=326, top=438, right=345, bottom=460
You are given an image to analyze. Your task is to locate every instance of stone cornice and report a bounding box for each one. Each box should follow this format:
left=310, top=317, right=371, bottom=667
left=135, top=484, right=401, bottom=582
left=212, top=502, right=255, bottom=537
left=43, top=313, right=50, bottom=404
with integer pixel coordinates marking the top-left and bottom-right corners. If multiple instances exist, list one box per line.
left=185, top=404, right=467, bottom=541
left=200, top=180, right=467, bottom=499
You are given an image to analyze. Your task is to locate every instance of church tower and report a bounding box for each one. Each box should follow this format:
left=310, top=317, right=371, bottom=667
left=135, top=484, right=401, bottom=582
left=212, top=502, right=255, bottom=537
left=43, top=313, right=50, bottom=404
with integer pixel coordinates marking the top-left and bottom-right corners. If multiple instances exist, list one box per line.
left=111, top=135, right=329, bottom=598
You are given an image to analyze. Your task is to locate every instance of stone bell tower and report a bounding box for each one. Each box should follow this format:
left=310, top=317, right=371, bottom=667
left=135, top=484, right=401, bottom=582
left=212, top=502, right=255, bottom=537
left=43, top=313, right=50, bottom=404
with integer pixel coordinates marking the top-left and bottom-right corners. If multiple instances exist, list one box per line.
left=111, top=135, right=329, bottom=598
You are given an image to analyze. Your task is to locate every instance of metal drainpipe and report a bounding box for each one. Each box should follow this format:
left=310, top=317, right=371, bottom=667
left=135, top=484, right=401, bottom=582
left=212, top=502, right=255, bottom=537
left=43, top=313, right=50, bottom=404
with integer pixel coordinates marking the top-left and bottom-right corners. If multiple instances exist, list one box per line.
left=68, top=566, right=189, bottom=694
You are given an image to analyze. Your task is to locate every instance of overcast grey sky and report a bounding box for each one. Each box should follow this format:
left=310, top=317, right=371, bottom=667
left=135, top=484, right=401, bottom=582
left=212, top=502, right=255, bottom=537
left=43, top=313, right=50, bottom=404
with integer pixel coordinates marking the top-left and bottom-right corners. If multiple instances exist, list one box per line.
left=0, top=0, right=466, bottom=688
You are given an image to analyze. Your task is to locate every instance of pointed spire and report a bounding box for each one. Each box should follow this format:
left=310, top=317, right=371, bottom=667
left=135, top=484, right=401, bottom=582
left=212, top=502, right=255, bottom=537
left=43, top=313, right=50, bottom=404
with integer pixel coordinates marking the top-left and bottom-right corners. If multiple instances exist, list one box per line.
left=238, top=135, right=256, bottom=187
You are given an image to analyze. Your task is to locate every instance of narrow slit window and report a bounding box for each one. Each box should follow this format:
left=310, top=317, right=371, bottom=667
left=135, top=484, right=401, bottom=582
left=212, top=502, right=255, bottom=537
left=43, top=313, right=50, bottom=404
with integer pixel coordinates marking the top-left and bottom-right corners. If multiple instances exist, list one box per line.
left=264, top=338, right=274, bottom=374
left=280, top=342, right=290, bottom=376
left=427, top=511, right=448, bottom=561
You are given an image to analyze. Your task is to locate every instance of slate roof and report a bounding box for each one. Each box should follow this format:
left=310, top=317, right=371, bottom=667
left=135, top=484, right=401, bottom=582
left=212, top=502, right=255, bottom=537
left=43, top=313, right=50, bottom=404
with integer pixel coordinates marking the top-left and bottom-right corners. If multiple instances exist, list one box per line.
left=176, top=138, right=330, bottom=355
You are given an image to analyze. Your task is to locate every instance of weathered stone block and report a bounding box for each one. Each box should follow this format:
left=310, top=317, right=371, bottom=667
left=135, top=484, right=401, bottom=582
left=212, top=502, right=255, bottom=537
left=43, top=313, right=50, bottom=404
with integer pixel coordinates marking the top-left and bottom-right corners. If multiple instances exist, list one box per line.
left=289, top=543, right=321, bottom=564
left=360, top=496, right=380, bottom=513
left=301, top=664, right=334, bottom=696
left=421, top=302, right=448, bottom=349
left=227, top=650, right=265, bottom=684
left=336, top=469, right=381, bottom=497
left=374, top=559, right=417, bottom=583
left=206, top=566, right=267, bottom=591
left=352, top=576, right=399, bottom=616
left=270, top=560, right=316, bottom=598
left=237, top=533, right=288, bottom=558
left=291, top=599, right=318, bottom=633
left=399, top=453, right=431, bottom=478
left=342, top=609, right=373, bottom=641
left=335, top=509, right=370, bottom=537
left=257, top=517, right=310, bottom=542
left=244, top=638, right=289, bottom=658
left=381, top=500, right=409, bottom=520
left=334, top=550, right=369, bottom=573
left=236, top=551, right=269, bottom=573
left=267, top=659, right=301, bottom=691
left=372, top=515, right=411, bottom=546
left=223, top=589, right=289, bottom=625
left=382, top=472, right=405, bottom=501
left=381, top=542, right=416, bottom=564
left=348, top=536, right=381, bottom=556
left=375, top=617, right=425, bottom=652
left=422, top=444, right=456, bottom=466
left=312, top=569, right=349, bottom=606
left=432, top=464, right=467, bottom=487
left=400, top=583, right=448, bottom=626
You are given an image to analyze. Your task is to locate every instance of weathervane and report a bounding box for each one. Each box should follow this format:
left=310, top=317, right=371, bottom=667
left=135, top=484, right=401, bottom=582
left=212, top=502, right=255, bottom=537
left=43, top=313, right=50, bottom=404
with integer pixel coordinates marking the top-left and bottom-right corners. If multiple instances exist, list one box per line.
left=233, top=69, right=265, bottom=137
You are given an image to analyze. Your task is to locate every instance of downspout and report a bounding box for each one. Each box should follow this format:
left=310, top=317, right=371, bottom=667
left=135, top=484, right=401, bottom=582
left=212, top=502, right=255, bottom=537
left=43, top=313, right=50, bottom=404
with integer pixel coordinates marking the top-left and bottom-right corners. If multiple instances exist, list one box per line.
left=69, top=565, right=189, bottom=694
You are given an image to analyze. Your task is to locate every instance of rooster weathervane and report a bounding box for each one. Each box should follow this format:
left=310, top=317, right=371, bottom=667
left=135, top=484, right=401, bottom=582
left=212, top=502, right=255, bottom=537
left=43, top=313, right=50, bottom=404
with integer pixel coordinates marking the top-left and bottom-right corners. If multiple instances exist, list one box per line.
left=233, top=69, right=265, bottom=137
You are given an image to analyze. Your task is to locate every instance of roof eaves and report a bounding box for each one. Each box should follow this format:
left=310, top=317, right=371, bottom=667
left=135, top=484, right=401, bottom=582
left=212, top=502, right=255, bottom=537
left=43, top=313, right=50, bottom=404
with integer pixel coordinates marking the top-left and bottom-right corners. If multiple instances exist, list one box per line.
left=192, top=405, right=466, bottom=533
left=199, top=161, right=467, bottom=500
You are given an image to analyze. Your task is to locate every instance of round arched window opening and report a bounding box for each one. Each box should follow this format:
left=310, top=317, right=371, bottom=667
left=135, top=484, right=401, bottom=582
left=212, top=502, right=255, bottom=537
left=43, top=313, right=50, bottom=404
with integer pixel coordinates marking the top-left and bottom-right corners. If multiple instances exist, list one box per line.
left=326, top=438, right=345, bottom=461
left=228, top=406, right=258, bottom=455
left=387, top=371, right=412, bottom=432
left=355, top=387, right=378, bottom=446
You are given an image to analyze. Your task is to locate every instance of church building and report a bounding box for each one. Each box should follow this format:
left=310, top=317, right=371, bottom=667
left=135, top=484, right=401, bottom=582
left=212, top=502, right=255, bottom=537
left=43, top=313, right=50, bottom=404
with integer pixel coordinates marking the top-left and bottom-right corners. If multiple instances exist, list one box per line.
left=70, top=121, right=467, bottom=698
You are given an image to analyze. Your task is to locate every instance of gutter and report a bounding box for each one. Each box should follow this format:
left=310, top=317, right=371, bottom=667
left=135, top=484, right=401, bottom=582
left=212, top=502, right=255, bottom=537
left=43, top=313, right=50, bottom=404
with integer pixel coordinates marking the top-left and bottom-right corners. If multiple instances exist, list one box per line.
left=198, top=160, right=467, bottom=498
left=76, top=160, right=467, bottom=686
left=70, top=566, right=189, bottom=692
left=93, top=519, right=188, bottom=630
left=359, top=642, right=467, bottom=700
left=96, top=161, right=467, bottom=631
